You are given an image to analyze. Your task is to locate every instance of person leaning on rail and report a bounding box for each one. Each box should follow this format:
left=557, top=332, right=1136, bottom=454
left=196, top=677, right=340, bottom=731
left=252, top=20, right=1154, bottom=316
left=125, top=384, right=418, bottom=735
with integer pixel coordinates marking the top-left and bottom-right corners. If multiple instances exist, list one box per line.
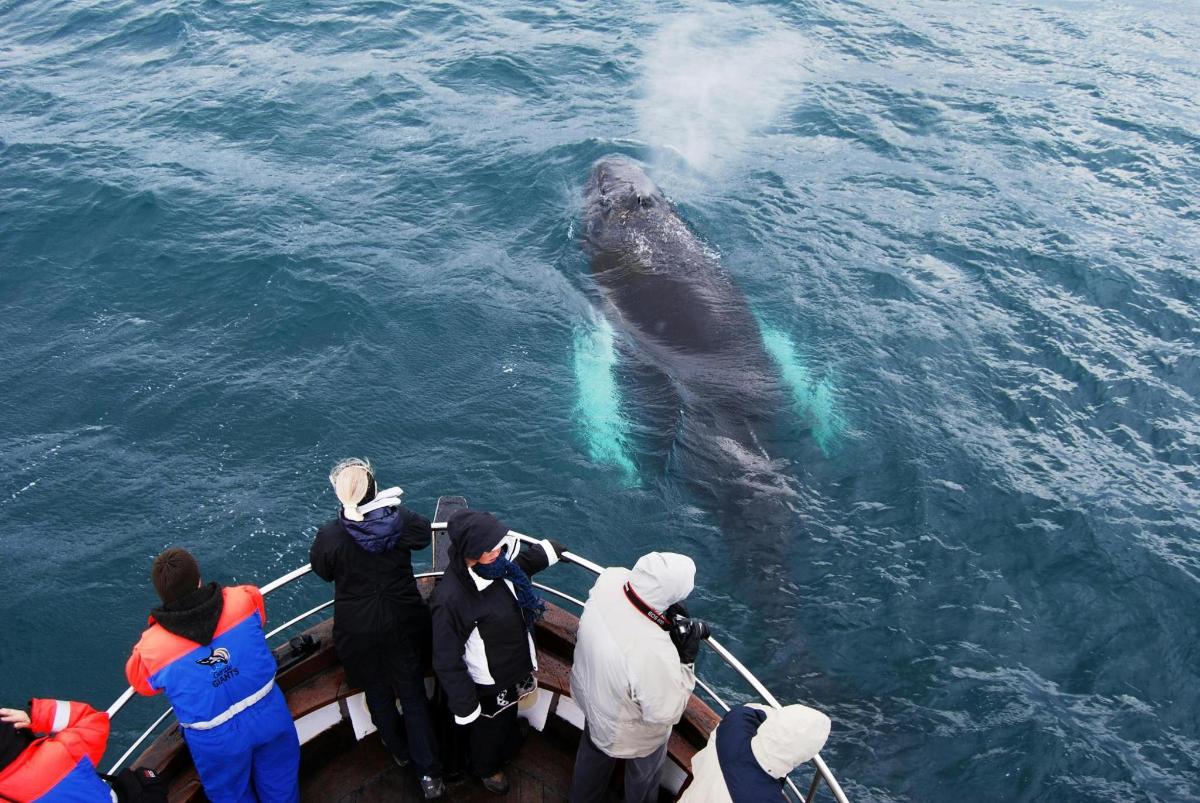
left=568, top=551, right=708, bottom=803
left=429, top=510, right=566, bottom=796
left=124, top=548, right=300, bottom=803
left=678, top=702, right=831, bottom=803
left=309, top=458, right=444, bottom=800
left=0, top=698, right=114, bottom=802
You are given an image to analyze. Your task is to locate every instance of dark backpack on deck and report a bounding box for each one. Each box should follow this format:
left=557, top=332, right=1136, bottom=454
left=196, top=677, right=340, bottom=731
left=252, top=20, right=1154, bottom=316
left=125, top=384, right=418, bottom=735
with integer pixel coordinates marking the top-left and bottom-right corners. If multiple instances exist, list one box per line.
left=102, top=767, right=169, bottom=803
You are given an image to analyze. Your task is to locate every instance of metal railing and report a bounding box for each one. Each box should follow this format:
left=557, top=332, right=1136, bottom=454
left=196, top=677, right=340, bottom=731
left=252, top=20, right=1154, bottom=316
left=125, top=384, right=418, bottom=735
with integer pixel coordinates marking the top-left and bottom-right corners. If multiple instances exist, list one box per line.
left=104, top=530, right=849, bottom=803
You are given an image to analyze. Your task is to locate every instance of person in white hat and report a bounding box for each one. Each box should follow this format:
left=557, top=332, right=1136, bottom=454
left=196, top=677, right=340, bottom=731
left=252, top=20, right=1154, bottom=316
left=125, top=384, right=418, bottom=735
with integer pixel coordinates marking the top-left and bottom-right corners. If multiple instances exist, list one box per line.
left=569, top=552, right=709, bottom=803
left=679, top=702, right=831, bottom=802
left=310, top=458, right=444, bottom=799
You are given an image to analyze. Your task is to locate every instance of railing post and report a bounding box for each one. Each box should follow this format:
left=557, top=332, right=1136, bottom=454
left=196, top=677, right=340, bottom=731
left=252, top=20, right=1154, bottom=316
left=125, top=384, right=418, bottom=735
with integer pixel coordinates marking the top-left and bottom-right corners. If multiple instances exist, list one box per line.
left=805, top=770, right=823, bottom=803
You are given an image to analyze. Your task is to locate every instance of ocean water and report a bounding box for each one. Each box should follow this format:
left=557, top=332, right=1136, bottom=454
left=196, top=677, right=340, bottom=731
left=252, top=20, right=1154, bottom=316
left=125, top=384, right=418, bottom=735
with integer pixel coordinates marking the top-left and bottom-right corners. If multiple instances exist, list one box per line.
left=2, top=0, right=1198, bottom=800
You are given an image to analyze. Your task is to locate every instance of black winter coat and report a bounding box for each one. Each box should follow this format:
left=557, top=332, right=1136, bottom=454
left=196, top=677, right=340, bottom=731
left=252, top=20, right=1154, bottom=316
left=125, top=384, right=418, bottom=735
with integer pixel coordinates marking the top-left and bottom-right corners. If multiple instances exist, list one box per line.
left=429, top=533, right=560, bottom=722
left=310, top=505, right=433, bottom=687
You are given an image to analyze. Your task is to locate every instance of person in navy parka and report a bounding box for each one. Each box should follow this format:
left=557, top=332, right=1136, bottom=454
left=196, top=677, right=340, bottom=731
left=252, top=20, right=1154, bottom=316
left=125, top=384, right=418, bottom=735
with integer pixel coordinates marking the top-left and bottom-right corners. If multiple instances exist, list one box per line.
left=678, top=702, right=831, bottom=803
left=125, top=548, right=300, bottom=803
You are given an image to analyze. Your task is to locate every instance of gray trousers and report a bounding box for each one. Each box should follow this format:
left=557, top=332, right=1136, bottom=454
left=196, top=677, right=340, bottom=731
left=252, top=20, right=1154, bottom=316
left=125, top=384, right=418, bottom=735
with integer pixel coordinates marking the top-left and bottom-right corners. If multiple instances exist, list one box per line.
left=569, top=725, right=669, bottom=803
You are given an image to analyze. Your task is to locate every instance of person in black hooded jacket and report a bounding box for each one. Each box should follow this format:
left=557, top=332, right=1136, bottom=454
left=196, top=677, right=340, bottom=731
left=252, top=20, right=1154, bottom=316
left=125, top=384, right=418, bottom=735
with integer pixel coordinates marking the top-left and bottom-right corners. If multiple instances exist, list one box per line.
left=429, top=509, right=566, bottom=795
left=309, top=458, right=443, bottom=799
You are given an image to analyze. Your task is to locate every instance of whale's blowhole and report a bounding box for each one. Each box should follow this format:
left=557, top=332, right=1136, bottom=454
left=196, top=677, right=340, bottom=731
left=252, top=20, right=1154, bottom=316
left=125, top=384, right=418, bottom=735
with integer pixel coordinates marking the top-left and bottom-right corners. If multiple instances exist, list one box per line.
left=587, top=158, right=666, bottom=222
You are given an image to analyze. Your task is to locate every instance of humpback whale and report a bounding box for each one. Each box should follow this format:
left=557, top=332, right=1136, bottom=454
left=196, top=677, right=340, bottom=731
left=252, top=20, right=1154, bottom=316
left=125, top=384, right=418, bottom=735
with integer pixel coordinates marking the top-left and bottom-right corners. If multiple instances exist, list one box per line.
left=580, top=157, right=789, bottom=501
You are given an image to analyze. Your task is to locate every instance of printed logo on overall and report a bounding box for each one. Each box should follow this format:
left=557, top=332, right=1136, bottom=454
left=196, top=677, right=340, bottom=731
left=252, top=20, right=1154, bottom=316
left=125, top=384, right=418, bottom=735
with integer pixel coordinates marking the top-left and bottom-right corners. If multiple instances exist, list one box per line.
left=197, top=647, right=240, bottom=687
left=196, top=647, right=231, bottom=666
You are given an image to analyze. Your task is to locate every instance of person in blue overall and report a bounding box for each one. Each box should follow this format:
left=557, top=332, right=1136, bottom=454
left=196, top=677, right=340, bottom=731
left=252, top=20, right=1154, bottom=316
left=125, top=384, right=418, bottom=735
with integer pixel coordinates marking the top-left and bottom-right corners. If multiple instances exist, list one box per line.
left=125, top=548, right=300, bottom=803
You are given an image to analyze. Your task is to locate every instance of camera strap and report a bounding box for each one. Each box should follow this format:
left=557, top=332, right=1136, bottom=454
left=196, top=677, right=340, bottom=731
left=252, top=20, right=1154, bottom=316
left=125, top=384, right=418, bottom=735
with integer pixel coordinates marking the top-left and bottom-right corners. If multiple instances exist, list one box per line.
left=623, top=581, right=671, bottom=631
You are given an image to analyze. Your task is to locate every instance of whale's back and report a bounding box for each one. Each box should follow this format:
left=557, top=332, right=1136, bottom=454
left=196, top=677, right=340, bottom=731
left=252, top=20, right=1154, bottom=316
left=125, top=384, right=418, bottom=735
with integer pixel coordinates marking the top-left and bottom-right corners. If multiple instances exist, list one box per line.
left=579, top=158, right=794, bottom=509
left=589, top=248, right=752, bottom=349
left=583, top=160, right=775, bottom=396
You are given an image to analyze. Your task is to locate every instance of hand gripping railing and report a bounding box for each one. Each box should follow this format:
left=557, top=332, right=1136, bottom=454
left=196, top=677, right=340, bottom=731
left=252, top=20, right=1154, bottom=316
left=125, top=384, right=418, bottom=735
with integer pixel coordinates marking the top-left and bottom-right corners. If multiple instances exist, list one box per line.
left=103, top=532, right=849, bottom=803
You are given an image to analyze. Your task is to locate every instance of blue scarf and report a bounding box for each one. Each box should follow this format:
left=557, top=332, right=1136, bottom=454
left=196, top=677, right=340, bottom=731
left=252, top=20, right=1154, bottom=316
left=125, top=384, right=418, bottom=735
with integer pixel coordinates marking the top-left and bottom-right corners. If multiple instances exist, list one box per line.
left=473, top=552, right=545, bottom=631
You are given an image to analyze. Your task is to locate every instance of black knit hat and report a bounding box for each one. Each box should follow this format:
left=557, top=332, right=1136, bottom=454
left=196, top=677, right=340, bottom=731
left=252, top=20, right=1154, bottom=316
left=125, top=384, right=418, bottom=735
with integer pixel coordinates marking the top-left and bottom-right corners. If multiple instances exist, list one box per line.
left=152, top=548, right=201, bottom=606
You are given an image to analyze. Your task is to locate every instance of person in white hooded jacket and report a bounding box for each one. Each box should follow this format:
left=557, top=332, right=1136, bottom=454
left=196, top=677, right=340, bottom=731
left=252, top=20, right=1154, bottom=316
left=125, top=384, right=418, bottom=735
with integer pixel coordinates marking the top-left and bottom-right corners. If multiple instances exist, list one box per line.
left=679, top=702, right=831, bottom=803
left=568, top=552, right=703, bottom=803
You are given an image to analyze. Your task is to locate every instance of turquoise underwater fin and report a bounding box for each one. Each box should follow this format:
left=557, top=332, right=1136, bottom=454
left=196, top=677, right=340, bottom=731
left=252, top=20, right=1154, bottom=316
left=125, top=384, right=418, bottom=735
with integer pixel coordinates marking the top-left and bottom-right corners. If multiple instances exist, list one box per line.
left=572, top=317, right=639, bottom=485
left=758, top=321, right=845, bottom=456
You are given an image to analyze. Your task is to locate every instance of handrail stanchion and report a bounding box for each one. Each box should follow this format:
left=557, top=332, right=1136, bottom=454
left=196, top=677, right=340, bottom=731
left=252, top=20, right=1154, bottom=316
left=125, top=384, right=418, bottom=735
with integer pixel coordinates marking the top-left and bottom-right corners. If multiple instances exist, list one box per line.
left=811, top=755, right=848, bottom=803
left=805, top=770, right=824, bottom=803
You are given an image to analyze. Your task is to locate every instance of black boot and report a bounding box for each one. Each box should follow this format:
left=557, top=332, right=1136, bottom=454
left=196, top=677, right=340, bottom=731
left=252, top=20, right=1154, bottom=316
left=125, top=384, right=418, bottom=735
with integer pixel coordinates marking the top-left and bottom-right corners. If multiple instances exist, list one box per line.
left=480, top=770, right=510, bottom=795
left=420, top=775, right=445, bottom=799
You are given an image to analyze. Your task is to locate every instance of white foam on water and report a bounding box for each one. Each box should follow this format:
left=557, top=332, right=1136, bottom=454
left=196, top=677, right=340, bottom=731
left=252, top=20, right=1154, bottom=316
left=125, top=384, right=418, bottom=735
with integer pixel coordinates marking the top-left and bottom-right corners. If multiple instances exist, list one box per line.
left=572, top=317, right=639, bottom=484
left=759, top=323, right=845, bottom=456
left=637, top=3, right=811, bottom=174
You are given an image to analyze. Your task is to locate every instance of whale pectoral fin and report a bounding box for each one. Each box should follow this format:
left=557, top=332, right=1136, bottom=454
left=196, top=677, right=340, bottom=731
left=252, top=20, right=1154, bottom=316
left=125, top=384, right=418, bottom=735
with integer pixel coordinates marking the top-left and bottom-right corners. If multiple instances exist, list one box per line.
left=572, top=317, right=639, bottom=485
left=757, top=321, right=846, bottom=456
left=808, top=375, right=846, bottom=455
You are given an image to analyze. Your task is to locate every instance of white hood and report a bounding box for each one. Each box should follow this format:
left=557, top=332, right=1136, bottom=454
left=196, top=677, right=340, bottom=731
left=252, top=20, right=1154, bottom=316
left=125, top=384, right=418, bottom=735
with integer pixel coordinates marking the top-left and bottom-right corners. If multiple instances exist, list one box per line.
left=569, top=558, right=698, bottom=759
left=748, top=703, right=831, bottom=779
left=628, top=552, right=696, bottom=611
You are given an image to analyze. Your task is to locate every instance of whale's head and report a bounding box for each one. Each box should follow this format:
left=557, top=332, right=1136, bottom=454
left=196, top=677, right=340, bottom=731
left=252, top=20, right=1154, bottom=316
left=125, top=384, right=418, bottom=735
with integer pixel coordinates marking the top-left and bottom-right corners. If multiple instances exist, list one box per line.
left=583, top=158, right=667, bottom=249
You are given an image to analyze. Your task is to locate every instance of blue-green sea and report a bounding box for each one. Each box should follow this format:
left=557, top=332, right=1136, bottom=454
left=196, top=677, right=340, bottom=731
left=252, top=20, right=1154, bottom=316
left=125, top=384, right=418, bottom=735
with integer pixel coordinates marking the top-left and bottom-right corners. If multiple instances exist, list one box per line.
left=2, top=1, right=1198, bottom=800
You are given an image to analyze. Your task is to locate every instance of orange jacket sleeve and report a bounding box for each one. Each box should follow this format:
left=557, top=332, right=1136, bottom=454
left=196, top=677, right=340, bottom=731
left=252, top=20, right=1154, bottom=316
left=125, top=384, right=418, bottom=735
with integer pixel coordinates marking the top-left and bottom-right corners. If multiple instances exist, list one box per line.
left=27, top=699, right=110, bottom=769
left=248, top=585, right=267, bottom=628
left=125, top=646, right=159, bottom=696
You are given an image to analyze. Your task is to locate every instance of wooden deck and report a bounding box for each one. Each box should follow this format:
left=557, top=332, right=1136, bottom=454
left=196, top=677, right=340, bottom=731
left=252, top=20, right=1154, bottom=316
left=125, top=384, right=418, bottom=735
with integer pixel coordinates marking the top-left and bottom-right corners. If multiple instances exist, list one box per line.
left=299, top=715, right=679, bottom=803
left=300, top=718, right=577, bottom=802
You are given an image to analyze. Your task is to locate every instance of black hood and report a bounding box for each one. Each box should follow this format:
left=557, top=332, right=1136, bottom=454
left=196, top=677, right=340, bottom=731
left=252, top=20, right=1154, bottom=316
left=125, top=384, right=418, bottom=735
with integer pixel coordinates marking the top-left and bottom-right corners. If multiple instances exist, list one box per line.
left=446, top=510, right=509, bottom=593
left=151, top=581, right=224, bottom=645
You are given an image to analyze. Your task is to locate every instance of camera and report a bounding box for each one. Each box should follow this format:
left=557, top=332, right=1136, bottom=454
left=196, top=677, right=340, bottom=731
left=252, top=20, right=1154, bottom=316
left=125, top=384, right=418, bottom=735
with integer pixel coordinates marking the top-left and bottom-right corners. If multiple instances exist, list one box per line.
left=666, top=606, right=711, bottom=664
left=671, top=615, right=711, bottom=642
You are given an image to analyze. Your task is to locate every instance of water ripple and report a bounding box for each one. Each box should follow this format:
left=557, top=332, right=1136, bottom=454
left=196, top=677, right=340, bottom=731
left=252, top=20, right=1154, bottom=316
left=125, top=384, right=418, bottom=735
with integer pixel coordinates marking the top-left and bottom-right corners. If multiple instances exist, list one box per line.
left=2, top=0, right=1199, bottom=799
